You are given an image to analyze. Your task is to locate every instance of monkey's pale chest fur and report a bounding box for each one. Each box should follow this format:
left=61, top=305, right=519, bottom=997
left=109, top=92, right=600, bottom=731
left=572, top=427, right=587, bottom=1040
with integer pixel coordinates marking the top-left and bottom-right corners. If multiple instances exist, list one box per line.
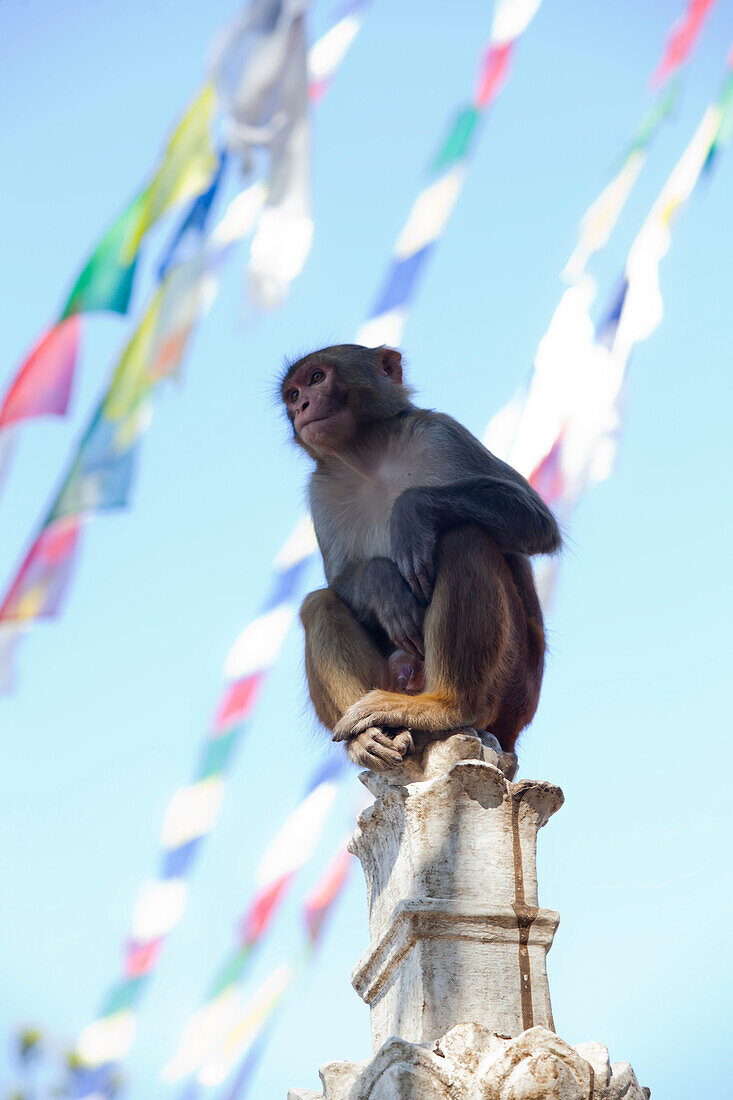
left=310, top=431, right=447, bottom=573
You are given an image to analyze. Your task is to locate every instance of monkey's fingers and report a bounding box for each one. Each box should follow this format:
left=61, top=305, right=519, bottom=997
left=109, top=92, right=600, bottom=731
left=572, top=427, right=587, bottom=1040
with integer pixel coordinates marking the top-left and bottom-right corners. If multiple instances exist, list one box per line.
left=412, top=572, right=432, bottom=606
left=391, top=730, right=415, bottom=757
left=409, top=547, right=436, bottom=603
left=336, top=691, right=410, bottom=740
left=346, top=728, right=404, bottom=770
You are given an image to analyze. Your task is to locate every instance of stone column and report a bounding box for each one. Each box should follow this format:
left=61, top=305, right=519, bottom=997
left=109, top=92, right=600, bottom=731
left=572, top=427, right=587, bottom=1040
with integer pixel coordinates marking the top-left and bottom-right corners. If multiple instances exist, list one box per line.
left=348, top=732, right=562, bottom=1050
left=288, top=732, right=650, bottom=1100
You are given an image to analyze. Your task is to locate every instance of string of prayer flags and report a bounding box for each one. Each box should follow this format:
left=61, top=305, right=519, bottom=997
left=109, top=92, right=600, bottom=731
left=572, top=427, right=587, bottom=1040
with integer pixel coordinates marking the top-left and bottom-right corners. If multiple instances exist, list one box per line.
left=563, top=0, right=717, bottom=283
left=54, top=12, right=370, bottom=1084
left=487, top=64, right=732, bottom=614
left=1, top=1, right=364, bottom=680
left=0, top=235, right=236, bottom=647
left=1, top=0, right=366, bottom=502
left=614, top=68, right=730, bottom=363
left=162, top=754, right=346, bottom=1087
left=356, top=0, right=543, bottom=348
left=196, top=841, right=354, bottom=1098
left=562, top=84, right=679, bottom=284
left=220, top=1019, right=279, bottom=1100
left=196, top=966, right=295, bottom=1091
left=0, top=83, right=217, bottom=502
left=0, top=255, right=216, bottom=636
left=66, top=523, right=319, bottom=1098
left=0, top=8, right=366, bottom=1091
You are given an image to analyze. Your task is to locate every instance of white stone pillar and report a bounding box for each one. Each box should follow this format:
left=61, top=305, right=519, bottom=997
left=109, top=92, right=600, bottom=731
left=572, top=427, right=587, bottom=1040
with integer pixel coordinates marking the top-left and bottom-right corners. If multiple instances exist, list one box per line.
left=288, top=731, right=650, bottom=1100
left=348, top=732, right=562, bottom=1050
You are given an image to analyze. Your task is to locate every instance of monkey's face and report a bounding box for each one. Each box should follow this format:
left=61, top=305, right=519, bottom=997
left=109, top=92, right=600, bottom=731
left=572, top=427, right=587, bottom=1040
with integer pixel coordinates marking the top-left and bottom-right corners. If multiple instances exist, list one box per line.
left=282, top=361, right=357, bottom=454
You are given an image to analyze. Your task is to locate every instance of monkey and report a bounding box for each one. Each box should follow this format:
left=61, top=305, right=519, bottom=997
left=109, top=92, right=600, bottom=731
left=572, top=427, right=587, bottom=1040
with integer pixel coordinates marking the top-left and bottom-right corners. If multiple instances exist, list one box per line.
left=281, top=344, right=561, bottom=771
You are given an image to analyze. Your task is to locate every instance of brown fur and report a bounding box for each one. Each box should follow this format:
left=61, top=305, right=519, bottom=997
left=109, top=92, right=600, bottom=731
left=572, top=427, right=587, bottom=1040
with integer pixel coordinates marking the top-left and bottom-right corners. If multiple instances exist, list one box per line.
left=284, top=344, right=559, bottom=770
left=303, top=526, right=545, bottom=763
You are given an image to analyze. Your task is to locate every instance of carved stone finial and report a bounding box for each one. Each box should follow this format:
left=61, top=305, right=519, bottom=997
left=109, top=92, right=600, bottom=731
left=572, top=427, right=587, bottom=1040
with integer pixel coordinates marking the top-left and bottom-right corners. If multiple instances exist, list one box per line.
left=287, top=1025, right=651, bottom=1100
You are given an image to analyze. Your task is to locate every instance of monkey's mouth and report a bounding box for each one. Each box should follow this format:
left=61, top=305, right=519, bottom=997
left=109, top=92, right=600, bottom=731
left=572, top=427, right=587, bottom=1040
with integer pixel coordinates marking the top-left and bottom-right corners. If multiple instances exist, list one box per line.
left=297, top=412, right=333, bottom=431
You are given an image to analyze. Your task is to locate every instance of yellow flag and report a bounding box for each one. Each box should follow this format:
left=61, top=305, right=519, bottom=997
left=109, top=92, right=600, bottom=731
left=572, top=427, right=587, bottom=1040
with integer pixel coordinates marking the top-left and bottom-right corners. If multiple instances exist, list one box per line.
left=101, top=290, right=163, bottom=447
left=124, top=84, right=218, bottom=258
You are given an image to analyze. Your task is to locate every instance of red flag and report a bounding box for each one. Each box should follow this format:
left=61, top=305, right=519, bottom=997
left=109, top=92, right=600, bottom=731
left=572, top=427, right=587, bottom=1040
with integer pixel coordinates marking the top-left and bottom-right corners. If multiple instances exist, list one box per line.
left=125, top=937, right=164, bottom=978
left=303, top=848, right=353, bottom=945
left=529, top=432, right=565, bottom=508
left=650, top=0, right=717, bottom=88
left=0, top=316, right=81, bottom=428
left=0, top=516, right=82, bottom=623
left=240, top=874, right=292, bottom=945
left=211, top=674, right=265, bottom=733
left=475, top=42, right=513, bottom=110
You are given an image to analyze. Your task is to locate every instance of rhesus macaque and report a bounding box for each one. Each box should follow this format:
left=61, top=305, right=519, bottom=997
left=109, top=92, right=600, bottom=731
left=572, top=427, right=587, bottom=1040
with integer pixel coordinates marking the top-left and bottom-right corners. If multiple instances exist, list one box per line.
left=281, top=344, right=561, bottom=770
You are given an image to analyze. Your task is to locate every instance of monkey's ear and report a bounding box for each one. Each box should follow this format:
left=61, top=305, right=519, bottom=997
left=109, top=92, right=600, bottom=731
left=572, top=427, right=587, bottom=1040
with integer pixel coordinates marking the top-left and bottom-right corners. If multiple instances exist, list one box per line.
left=377, top=346, right=403, bottom=384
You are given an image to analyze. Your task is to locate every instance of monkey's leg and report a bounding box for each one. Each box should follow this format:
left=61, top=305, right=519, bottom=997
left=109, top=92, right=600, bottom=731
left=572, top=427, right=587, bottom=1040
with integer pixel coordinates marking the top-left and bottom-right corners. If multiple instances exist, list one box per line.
left=300, top=589, right=413, bottom=769
left=332, top=525, right=512, bottom=739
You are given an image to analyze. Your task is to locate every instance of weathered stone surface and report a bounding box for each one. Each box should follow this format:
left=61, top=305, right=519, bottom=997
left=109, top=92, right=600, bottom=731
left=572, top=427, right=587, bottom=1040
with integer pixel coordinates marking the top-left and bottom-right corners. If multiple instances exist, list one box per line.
left=365, top=729, right=517, bottom=787
left=605, top=1062, right=650, bottom=1099
left=291, top=1024, right=650, bottom=1099
left=319, top=1060, right=367, bottom=1097
left=478, top=1027, right=594, bottom=1100
left=574, top=1042, right=611, bottom=1092
left=349, top=737, right=562, bottom=1049
left=288, top=733, right=650, bottom=1099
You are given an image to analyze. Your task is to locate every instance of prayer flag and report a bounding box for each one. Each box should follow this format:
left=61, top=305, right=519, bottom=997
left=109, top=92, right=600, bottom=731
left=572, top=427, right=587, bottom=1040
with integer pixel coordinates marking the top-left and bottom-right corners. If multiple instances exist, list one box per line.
left=158, top=151, right=229, bottom=279
left=303, top=848, right=353, bottom=945
left=212, top=1, right=312, bottom=309
left=127, top=85, right=218, bottom=256
left=196, top=967, right=293, bottom=1088
left=475, top=41, right=513, bottom=109
left=0, top=316, right=80, bottom=428
left=0, top=516, right=82, bottom=623
left=491, top=0, right=543, bottom=43
left=62, top=191, right=148, bottom=318
left=650, top=0, right=718, bottom=88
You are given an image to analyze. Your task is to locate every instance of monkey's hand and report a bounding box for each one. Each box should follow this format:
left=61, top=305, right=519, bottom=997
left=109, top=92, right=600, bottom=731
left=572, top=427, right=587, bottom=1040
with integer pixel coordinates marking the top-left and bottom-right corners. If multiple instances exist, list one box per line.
left=359, top=559, right=425, bottom=660
left=343, top=727, right=414, bottom=771
left=390, top=489, right=439, bottom=605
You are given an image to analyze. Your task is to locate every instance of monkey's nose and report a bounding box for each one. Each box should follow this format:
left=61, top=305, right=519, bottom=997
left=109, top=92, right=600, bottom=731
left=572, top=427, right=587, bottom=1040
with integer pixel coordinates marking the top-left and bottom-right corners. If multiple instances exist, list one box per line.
left=299, top=399, right=310, bottom=413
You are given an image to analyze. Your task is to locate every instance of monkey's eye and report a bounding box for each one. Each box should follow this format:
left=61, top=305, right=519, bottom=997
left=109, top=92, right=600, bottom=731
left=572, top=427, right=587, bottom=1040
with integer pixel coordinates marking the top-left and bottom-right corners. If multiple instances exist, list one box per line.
left=310, top=369, right=325, bottom=385
left=287, top=388, right=299, bottom=403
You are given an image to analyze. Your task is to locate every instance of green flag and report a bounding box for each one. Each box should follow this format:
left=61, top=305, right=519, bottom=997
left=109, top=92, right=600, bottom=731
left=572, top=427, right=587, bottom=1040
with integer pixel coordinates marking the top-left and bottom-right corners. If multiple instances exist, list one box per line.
left=431, top=107, right=480, bottom=174
left=61, top=190, right=148, bottom=318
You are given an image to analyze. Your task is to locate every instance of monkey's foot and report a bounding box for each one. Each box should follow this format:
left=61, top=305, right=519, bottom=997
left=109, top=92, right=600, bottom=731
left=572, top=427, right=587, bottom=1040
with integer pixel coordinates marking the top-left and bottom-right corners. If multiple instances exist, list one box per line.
left=343, top=727, right=415, bottom=771
left=333, top=689, right=462, bottom=741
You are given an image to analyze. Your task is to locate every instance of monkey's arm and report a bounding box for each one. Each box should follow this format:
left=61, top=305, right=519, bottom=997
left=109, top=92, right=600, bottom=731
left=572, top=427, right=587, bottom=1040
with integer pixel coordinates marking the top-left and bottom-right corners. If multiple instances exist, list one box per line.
left=328, top=559, right=425, bottom=660
left=387, top=412, right=562, bottom=602
left=390, top=477, right=561, bottom=603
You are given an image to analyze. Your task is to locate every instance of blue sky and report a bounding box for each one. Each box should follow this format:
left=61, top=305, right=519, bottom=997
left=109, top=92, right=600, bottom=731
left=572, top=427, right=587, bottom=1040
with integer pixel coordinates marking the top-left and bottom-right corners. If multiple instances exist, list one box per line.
left=1, top=1, right=732, bottom=1097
